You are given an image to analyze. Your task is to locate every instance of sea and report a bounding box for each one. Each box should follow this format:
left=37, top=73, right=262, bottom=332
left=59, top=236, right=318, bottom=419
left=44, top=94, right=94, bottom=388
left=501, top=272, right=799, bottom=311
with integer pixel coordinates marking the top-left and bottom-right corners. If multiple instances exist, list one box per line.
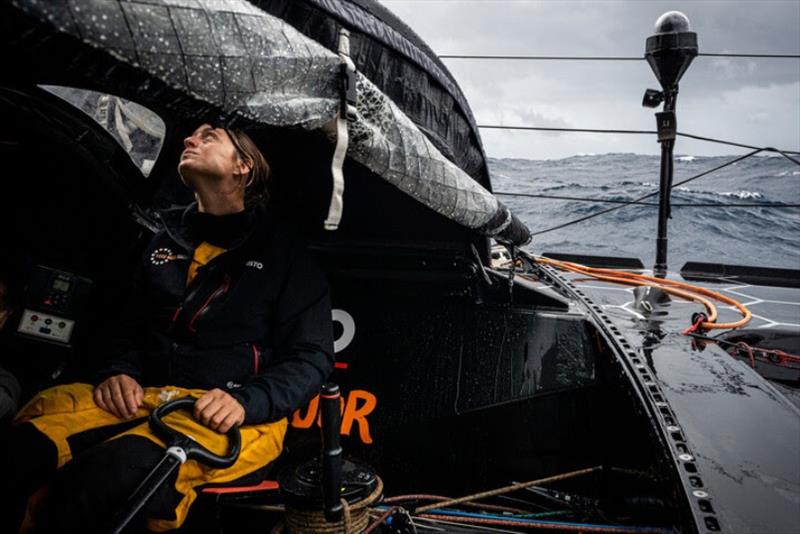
left=488, top=153, right=800, bottom=271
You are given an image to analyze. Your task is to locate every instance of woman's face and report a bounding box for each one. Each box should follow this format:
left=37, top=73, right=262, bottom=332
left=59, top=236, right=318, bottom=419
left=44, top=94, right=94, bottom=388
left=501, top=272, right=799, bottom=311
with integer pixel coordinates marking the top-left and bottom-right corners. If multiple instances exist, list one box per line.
left=177, top=124, right=248, bottom=191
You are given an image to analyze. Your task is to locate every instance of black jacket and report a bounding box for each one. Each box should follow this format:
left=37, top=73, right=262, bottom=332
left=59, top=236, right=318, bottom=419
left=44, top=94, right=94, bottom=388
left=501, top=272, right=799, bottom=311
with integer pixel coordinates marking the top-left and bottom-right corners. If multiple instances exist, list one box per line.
left=99, top=203, right=334, bottom=425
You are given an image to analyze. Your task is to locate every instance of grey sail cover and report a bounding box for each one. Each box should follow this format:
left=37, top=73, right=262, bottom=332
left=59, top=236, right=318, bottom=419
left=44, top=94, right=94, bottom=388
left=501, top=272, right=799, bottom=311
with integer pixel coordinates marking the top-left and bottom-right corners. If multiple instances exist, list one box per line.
left=12, top=0, right=529, bottom=244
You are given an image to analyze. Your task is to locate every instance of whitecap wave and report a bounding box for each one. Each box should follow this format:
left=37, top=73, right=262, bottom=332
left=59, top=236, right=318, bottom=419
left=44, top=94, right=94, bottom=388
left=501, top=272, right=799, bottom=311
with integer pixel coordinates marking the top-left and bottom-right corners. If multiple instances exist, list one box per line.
left=719, top=190, right=764, bottom=200
left=672, top=186, right=764, bottom=199
left=676, top=155, right=699, bottom=162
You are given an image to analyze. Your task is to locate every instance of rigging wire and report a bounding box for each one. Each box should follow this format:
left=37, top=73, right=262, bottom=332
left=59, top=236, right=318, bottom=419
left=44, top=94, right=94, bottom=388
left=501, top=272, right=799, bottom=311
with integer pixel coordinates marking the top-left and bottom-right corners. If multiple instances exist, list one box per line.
left=493, top=191, right=800, bottom=209
left=384, top=494, right=530, bottom=514
left=414, top=466, right=600, bottom=514
left=676, top=132, right=800, bottom=158
left=527, top=149, right=766, bottom=237
left=478, top=124, right=800, bottom=156
left=439, top=52, right=800, bottom=60
left=439, top=54, right=643, bottom=61
left=480, top=124, right=654, bottom=135
left=698, top=52, right=800, bottom=59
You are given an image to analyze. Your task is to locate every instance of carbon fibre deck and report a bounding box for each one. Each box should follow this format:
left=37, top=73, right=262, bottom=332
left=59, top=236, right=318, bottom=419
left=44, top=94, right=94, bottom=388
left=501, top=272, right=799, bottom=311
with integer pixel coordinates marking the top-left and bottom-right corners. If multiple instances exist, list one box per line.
left=548, top=267, right=800, bottom=534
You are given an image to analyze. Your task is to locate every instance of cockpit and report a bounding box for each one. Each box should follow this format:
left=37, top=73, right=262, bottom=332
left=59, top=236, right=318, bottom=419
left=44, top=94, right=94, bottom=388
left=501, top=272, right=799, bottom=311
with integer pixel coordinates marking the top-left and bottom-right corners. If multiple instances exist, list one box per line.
left=0, top=85, right=158, bottom=406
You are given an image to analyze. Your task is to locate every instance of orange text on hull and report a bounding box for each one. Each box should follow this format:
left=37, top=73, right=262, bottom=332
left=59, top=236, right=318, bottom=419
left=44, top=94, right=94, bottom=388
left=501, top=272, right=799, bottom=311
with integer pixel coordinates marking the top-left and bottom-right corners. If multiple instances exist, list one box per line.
left=291, top=389, right=377, bottom=444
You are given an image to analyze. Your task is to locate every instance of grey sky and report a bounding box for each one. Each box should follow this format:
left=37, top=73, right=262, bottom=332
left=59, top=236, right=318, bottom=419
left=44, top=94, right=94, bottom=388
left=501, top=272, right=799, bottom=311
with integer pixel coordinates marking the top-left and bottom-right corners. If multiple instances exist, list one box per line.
left=378, top=0, right=800, bottom=159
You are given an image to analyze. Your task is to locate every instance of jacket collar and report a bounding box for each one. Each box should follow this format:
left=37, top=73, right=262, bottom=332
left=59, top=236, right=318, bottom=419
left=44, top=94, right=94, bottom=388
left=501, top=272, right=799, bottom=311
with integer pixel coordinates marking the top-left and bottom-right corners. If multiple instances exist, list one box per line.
left=157, top=202, right=267, bottom=253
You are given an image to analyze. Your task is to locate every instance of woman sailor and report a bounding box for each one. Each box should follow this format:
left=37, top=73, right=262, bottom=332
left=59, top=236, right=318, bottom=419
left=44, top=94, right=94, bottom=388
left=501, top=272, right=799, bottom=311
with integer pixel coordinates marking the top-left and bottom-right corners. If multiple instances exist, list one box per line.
left=3, top=124, right=334, bottom=532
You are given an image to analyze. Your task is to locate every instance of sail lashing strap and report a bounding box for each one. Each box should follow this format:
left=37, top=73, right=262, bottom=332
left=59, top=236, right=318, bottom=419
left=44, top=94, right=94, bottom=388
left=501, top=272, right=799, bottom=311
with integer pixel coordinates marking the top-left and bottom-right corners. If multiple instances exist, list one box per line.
left=325, top=29, right=358, bottom=231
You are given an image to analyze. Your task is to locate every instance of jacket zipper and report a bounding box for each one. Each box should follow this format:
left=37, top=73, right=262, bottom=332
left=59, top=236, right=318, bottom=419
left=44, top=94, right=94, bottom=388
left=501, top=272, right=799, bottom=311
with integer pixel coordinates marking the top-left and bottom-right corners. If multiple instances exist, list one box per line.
left=251, top=344, right=260, bottom=374
left=172, top=280, right=202, bottom=326
left=187, top=276, right=231, bottom=333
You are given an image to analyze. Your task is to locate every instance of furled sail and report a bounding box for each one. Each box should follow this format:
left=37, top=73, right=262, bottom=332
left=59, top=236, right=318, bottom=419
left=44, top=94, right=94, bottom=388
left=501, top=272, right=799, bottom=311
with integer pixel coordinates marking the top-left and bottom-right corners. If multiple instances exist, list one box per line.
left=8, top=0, right=530, bottom=245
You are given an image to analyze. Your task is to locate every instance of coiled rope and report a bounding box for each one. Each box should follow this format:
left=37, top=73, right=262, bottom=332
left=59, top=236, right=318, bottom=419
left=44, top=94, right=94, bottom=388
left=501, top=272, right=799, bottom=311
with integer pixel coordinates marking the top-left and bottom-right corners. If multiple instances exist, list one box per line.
left=273, top=477, right=383, bottom=534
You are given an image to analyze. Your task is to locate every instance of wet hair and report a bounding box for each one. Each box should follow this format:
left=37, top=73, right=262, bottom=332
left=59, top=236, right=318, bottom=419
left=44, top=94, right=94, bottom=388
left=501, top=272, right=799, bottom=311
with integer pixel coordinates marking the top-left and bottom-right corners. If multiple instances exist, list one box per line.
left=223, top=128, right=271, bottom=208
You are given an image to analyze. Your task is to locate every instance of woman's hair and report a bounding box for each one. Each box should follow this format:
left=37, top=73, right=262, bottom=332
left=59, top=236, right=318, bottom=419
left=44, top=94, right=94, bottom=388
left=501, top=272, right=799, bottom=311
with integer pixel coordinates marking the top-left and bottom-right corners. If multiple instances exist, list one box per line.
left=224, top=128, right=271, bottom=208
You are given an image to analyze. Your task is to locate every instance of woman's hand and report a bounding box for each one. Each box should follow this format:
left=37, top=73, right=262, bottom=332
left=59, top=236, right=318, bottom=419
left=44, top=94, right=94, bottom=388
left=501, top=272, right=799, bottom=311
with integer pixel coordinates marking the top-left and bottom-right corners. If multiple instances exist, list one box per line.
left=194, top=388, right=245, bottom=433
left=94, top=374, right=144, bottom=419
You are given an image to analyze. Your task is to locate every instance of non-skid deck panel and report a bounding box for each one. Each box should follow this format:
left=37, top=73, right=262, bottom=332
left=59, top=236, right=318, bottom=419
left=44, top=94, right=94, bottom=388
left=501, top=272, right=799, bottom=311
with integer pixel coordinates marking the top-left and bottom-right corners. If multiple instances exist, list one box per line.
left=563, top=273, right=799, bottom=331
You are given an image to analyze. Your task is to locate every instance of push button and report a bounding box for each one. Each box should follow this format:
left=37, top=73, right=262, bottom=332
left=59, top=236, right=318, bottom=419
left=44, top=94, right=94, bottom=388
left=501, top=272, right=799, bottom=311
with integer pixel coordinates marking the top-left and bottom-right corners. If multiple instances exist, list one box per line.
left=45, top=318, right=53, bottom=325
left=39, top=327, right=51, bottom=334
left=58, top=322, right=66, bottom=329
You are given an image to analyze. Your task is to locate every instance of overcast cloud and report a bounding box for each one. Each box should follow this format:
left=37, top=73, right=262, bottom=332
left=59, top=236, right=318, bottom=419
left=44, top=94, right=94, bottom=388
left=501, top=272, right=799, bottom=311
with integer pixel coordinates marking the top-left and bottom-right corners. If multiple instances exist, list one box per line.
left=378, top=0, right=800, bottom=159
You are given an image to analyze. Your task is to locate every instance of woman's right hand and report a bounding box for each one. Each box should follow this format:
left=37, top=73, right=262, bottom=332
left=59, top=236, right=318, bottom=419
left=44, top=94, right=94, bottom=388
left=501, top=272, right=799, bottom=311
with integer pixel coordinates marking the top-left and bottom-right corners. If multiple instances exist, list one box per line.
left=94, top=374, right=144, bottom=419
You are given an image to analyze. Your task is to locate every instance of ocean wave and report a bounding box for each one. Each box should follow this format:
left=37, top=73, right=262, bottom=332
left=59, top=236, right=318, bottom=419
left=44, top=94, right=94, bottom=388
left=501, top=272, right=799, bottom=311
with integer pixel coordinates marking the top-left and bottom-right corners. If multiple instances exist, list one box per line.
left=718, top=190, right=764, bottom=200
left=676, top=155, right=701, bottom=162
left=541, top=182, right=584, bottom=192
left=672, top=187, right=764, bottom=200
left=487, top=154, right=799, bottom=268
left=532, top=182, right=768, bottom=201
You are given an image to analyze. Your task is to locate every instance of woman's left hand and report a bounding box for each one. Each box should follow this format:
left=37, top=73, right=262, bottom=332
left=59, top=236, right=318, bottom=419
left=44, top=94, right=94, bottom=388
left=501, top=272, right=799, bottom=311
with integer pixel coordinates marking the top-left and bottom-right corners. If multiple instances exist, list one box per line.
left=194, top=388, right=245, bottom=433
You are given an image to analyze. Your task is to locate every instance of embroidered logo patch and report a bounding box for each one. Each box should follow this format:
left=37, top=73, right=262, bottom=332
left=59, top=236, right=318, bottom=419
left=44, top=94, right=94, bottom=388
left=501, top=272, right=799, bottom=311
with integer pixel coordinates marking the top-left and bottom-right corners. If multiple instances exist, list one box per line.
left=245, top=260, right=264, bottom=270
left=151, top=247, right=177, bottom=265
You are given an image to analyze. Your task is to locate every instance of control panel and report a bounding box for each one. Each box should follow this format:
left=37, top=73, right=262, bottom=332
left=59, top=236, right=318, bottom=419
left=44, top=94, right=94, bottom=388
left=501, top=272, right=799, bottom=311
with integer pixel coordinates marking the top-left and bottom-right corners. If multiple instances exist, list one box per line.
left=17, top=309, right=75, bottom=344
left=16, top=265, right=92, bottom=346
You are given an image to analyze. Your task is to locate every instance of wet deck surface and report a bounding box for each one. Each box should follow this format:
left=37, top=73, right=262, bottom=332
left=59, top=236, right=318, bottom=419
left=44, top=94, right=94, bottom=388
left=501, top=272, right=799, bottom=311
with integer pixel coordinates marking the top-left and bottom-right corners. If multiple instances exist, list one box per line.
left=559, top=270, right=800, bottom=534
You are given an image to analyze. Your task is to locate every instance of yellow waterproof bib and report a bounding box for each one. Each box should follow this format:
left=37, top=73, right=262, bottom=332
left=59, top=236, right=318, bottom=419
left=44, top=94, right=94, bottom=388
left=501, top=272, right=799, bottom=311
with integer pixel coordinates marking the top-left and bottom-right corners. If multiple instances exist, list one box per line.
left=16, top=383, right=287, bottom=531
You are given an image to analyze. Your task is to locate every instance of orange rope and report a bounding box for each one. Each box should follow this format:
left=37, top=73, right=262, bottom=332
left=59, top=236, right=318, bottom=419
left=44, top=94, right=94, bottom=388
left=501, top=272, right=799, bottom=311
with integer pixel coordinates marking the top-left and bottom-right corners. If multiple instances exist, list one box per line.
left=535, top=257, right=751, bottom=331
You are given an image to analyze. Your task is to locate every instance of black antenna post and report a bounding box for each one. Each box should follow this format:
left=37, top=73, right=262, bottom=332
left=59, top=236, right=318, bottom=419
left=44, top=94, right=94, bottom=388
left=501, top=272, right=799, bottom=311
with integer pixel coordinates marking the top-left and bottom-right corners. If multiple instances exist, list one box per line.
left=643, top=11, right=698, bottom=276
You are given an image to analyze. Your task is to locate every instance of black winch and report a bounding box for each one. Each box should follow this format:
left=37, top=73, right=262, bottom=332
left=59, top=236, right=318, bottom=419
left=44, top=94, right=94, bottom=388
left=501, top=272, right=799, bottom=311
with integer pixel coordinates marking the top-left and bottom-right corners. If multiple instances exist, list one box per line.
left=277, top=383, right=382, bottom=533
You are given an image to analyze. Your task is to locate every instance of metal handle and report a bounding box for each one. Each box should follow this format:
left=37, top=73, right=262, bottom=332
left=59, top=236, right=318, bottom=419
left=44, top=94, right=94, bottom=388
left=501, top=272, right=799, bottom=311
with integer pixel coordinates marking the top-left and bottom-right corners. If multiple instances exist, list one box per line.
left=150, top=396, right=241, bottom=469
left=107, top=396, right=241, bottom=533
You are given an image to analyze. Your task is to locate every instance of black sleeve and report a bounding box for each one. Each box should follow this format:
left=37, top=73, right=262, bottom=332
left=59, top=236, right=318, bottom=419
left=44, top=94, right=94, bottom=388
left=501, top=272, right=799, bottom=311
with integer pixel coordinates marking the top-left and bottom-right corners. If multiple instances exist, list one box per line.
left=0, top=365, right=21, bottom=424
left=93, top=245, right=151, bottom=384
left=231, top=244, right=335, bottom=424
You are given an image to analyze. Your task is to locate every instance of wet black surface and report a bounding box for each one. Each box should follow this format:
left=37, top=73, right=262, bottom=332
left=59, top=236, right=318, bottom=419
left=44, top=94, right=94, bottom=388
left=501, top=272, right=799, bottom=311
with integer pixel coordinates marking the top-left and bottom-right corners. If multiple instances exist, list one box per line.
left=560, top=271, right=800, bottom=534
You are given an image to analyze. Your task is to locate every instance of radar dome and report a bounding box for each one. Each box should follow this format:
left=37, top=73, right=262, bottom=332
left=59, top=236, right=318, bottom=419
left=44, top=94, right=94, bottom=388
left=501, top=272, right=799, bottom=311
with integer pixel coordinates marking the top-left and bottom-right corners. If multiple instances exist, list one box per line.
left=654, top=11, right=691, bottom=34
